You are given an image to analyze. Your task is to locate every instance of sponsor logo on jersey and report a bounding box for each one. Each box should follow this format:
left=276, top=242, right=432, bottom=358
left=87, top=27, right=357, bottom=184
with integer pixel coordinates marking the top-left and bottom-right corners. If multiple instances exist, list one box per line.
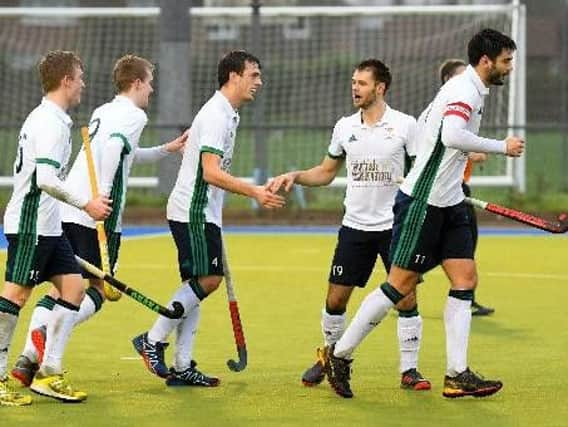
left=350, top=159, right=392, bottom=185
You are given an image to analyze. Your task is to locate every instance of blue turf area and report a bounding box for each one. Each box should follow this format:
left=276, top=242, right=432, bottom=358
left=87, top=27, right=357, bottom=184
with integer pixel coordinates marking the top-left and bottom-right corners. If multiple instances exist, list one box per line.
left=0, top=225, right=564, bottom=250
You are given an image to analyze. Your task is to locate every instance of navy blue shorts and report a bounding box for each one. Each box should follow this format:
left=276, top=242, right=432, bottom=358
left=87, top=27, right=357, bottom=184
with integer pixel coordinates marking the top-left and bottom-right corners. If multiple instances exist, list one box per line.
left=328, top=226, right=392, bottom=287
left=390, top=191, right=474, bottom=273
left=4, top=233, right=80, bottom=287
left=169, top=221, right=224, bottom=281
left=62, top=222, right=121, bottom=278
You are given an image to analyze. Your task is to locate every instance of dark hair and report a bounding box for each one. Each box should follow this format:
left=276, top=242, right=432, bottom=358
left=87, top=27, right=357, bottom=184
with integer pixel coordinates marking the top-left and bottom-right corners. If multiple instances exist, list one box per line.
left=38, top=50, right=83, bottom=93
left=217, top=50, right=261, bottom=88
left=113, top=54, right=154, bottom=93
left=439, top=58, right=466, bottom=85
left=467, top=28, right=517, bottom=66
left=355, top=58, right=392, bottom=93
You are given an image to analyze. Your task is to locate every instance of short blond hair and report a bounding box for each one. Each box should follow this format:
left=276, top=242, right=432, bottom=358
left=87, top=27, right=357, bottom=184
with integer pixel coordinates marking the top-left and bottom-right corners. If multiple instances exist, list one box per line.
left=438, top=58, right=466, bottom=85
left=38, top=50, right=83, bottom=94
left=113, top=54, right=154, bottom=93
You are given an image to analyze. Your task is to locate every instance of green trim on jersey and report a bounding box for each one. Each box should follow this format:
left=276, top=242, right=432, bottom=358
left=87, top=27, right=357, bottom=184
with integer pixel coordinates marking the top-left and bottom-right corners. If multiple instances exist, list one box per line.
left=13, top=171, right=41, bottom=284
left=327, top=151, right=346, bottom=160
left=107, top=232, right=121, bottom=272
left=104, top=152, right=126, bottom=235
left=410, top=126, right=446, bottom=202
left=392, top=128, right=445, bottom=268
left=109, top=132, right=131, bottom=154
left=36, top=158, right=61, bottom=168
left=188, top=161, right=210, bottom=275
left=201, top=146, right=224, bottom=157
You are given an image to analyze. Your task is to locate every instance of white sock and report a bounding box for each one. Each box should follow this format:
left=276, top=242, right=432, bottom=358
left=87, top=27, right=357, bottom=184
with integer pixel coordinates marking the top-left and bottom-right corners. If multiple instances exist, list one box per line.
left=22, top=305, right=54, bottom=363
left=74, top=287, right=104, bottom=326
left=174, top=305, right=200, bottom=372
left=398, top=315, right=423, bottom=373
left=0, top=305, right=19, bottom=379
left=334, top=286, right=395, bottom=359
left=444, top=296, right=472, bottom=376
left=321, top=309, right=346, bottom=347
left=148, top=282, right=200, bottom=344
left=41, top=302, right=79, bottom=375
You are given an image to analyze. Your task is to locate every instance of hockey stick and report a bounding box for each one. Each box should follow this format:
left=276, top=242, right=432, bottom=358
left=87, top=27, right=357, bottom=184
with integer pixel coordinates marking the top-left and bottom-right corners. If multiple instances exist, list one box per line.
left=221, top=239, right=247, bottom=372
left=80, top=127, right=122, bottom=301
left=394, top=177, right=568, bottom=234
left=466, top=197, right=568, bottom=234
left=75, top=255, right=184, bottom=319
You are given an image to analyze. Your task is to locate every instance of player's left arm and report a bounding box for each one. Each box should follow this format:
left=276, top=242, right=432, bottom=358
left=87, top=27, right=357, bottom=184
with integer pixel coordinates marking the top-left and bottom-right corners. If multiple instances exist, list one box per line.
left=134, top=128, right=188, bottom=164
left=441, top=90, right=508, bottom=154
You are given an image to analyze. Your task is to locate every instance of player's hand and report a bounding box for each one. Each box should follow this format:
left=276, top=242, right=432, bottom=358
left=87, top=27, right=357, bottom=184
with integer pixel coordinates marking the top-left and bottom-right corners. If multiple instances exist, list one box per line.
left=165, top=129, right=189, bottom=153
left=505, top=136, right=524, bottom=157
left=252, top=186, right=286, bottom=209
left=84, top=195, right=112, bottom=220
left=266, top=172, right=298, bottom=193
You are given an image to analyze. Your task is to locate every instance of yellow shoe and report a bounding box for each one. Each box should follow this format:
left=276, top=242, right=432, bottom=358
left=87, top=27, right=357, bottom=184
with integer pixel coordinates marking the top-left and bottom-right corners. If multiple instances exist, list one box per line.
left=30, top=372, right=87, bottom=403
left=104, top=283, right=122, bottom=301
left=0, top=377, right=32, bottom=406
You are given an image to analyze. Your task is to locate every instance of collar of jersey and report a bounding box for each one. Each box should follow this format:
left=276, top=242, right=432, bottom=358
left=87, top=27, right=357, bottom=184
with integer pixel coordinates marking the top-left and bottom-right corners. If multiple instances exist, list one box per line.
left=114, top=94, right=139, bottom=109
left=114, top=95, right=148, bottom=118
left=357, top=104, right=392, bottom=129
left=465, top=65, right=490, bottom=96
left=214, top=90, right=239, bottom=122
left=41, top=97, right=73, bottom=128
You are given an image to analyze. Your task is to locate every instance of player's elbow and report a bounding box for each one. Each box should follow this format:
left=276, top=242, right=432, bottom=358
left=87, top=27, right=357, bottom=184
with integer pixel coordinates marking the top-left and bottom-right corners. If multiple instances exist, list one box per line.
left=202, top=166, right=220, bottom=185
left=441, top=126, right=462, bottom=149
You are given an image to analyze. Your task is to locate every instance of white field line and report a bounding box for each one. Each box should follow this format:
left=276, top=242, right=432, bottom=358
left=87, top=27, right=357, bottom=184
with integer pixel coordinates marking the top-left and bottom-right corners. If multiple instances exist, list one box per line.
left=118, top=264, right=568, bottom=281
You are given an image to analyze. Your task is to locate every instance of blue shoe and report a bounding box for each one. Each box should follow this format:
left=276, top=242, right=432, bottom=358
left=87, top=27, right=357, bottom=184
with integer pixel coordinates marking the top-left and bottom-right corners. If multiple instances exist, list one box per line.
left=166, top=361, right=220, bottom=387
left=132, top=333, right=169, bottom=378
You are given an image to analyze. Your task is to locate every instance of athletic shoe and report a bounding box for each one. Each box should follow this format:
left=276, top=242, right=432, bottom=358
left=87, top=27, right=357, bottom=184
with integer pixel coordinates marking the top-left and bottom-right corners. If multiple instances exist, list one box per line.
left=31, top=325, right=47, bottom=364
left=0, top=377, right=32, bottom=406
left=400, top=368, right=432, bottom=391
left=132, top=332, right=170, bottom=378
left=443, top=368, right=503, bottom=398
left=11, top=355, right=39, bottom=387
left=324, top=345, right=353, bottom=398
left=103, top=283, right=122, bottom=302
left=301, top=347, right=328, bottom=386
left=472, top=301, right=495, bottom=316
left=30, top=372, right=87, bottom=403
left=166, top=361, right=220, bottom=387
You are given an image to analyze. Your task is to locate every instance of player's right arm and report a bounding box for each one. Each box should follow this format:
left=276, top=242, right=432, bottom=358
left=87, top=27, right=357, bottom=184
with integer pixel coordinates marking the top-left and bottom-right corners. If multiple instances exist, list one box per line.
left=268, top=118, right=345, bottom=193
left=267, top=156, right=343, bottom=193
left=201, top=152, right=285, bottom=209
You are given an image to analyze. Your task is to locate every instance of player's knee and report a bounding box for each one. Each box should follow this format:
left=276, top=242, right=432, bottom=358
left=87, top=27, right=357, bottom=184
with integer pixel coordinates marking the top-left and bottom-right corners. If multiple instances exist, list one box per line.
left=199, top=276, right=223, bottom=295
left=396, top=292, right=417, bottom=311
left=326, top=291, right=350, bottom=313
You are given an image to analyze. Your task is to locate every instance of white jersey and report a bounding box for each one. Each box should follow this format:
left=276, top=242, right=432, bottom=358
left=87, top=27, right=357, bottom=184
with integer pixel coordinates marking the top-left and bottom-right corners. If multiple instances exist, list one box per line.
left=167, top=91, right=238, bottom=227
left=401, top=65, right=490, bottom=207
left=3, top=99, right=74, bottom=236
left=328, top=106, right=417, bottom=231
left=61, top=95, right=148, bottom=232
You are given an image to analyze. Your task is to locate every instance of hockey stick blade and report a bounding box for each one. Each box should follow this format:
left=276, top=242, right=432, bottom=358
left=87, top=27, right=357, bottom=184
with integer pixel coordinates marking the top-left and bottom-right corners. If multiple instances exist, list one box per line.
left=227, top=347, right=248, bottom=372
left=75, top=256, right=184, bottom=319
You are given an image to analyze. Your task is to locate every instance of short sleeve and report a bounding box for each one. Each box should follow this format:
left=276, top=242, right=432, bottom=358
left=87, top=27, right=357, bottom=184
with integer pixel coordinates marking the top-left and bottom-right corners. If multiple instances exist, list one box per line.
left=199, top=122, right=226, bottom=157
left=35, top=121, right=65, bottom=169
left=327, top=119, right=346, bottom=159
left=109, top=110, right=148, bottom=155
